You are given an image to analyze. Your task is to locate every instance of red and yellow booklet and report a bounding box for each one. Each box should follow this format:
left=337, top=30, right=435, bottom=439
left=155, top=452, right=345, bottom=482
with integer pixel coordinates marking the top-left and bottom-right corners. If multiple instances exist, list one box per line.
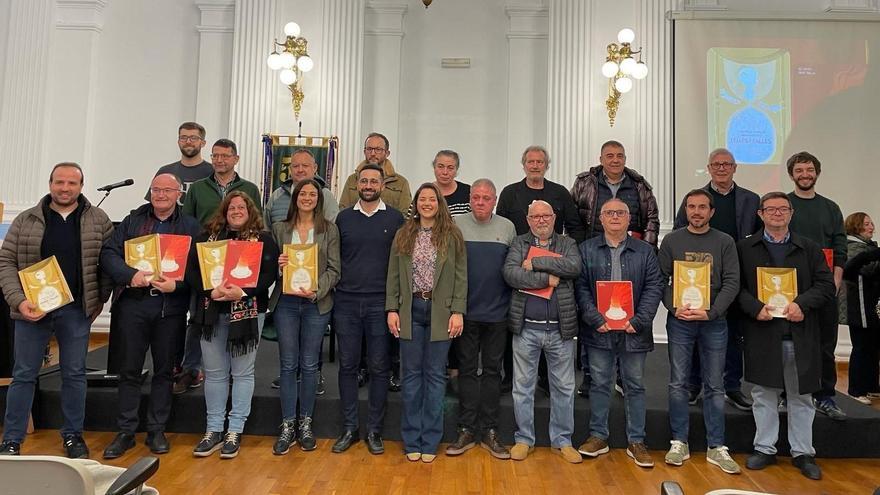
left=158, top=234, right=192, bottom=281
left=596, top=280, right=634, bottom=330
left=222, top=240, right=264, bottom=288
left=518, top=246, right=561, bottom=300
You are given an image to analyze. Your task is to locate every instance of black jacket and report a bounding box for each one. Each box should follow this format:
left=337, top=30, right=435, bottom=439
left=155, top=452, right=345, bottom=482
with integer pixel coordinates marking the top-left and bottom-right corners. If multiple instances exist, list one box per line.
left=736, top=232, right=835, bottom=393
left=100, top=204, right=201, bottom=316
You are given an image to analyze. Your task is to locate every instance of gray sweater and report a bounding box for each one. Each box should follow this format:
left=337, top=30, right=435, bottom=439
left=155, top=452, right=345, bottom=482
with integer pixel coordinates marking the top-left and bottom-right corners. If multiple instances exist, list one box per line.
left=658, top=227, right=740, bottom=320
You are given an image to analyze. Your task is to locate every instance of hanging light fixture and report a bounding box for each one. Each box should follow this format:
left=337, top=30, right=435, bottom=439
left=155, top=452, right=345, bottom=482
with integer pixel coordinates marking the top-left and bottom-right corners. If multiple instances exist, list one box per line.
left=602, top=28, right=648, bottom=127
left=266, top=21, right=315, bottom=120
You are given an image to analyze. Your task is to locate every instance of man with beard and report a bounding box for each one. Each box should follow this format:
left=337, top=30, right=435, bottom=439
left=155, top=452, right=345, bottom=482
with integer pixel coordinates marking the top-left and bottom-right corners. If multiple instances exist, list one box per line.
left=338, top=132, right=412, bottom=214
left=659, top=189, right=741, bottom=474
left=146, top=122, right=213, bottom=204
left=785, top=151, right=848, bottom=421
left=0, top=163, right=114, bottom=458
left=331, top=164, right=404, bottom=455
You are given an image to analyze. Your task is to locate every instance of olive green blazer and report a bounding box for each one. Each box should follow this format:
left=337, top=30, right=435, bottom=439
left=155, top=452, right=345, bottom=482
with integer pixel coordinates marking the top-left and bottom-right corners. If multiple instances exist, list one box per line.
left=268, top=221, right=340, bottom=315
left=385, top=238, right=468, bottom=341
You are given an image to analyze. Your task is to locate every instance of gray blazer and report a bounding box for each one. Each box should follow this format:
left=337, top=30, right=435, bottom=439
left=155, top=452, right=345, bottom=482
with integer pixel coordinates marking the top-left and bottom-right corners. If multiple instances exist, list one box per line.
left=268, top=221, right=341, bottom=314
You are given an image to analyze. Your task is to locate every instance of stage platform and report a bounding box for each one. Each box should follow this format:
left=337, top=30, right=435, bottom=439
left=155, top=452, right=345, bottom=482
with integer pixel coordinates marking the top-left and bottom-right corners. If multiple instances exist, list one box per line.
left=3, top=341, right=880, bottom=458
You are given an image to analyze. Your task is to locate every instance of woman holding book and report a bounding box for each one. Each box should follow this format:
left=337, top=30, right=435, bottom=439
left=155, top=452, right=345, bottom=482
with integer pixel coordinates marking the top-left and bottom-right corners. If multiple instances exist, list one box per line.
left=187, top=191, right=279, bottom=459
left=386, top=183, right=467, bottom=463
left=268, top=179, right=340, bottom=454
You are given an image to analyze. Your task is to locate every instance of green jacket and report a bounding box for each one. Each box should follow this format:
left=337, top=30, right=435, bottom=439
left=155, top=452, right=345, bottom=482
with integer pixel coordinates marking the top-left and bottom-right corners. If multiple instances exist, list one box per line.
left=386, top=236, right=467, bottom=341
left=182, top=173, right=262, bottom=227
left=268, top=221, right=341, bottom=315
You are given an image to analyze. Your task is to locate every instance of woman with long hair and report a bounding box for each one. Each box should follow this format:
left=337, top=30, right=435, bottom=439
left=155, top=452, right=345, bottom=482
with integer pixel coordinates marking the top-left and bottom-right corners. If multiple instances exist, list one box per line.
left=840, top=212, right=880, bottom=404
left=188, top=191, right=280, bottom=459
left=386, top=183, right=467, bottom=463
left=268, top=179, right=340, bottom=454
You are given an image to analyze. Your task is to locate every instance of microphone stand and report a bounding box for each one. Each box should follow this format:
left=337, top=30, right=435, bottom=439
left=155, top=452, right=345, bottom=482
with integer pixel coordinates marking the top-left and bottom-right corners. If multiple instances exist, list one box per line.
left=95, top=189, right=112, bottom=208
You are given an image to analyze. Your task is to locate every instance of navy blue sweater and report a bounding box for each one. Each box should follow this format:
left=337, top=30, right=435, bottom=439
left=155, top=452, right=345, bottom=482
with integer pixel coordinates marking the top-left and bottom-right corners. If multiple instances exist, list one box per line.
left=335, top=205, right=404, bottom=297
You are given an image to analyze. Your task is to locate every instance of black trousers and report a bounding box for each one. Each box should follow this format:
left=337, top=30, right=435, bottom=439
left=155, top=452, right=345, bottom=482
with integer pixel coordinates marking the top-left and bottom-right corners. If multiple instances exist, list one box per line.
left=814, top=299, right=839, bottom=399
left=456, top=320, right=507, bottom=431
left=847, top=324, right=880, bottom=396
left=115, top=294, right=186, bottom=433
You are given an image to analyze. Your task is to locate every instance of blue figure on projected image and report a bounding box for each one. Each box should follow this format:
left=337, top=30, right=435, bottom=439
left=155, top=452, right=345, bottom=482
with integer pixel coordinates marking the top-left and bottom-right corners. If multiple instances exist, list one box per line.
left=720, top=63, right=782, bottom=164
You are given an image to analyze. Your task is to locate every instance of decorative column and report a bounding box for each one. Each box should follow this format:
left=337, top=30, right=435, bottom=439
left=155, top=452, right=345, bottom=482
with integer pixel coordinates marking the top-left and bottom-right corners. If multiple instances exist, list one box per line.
left=505, top=1, right=548, bottom=185
left=227, top=0, right=278, bottom=183
left=0, top=0, right=54, bottom=214
left=633, top=0, right=676, bottom=232
left=196, top=0, right=235, bottom=140
left=682, top=0, right=726, bottom=10
left=316, top=0, right=365, bottom=191
left=45, top=0, right=108, bottom=184
left=545, top=0, right=593, bottom=186
left=363, top=1, right=406, bottom=154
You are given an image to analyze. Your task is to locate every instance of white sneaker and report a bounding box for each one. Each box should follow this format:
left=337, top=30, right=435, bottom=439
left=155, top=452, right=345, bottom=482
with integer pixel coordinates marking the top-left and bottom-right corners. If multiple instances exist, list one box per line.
left=852, top=395, right=872, bottom=405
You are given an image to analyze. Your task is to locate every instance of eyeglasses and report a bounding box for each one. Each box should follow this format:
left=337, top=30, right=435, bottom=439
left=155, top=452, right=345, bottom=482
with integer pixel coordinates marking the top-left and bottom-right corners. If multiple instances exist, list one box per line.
left=709, top=162, right=735, bottom=170
left=358, top=178, right=382, bottom=186
left=178, top=136, right=203, bottom=143
left=150, top=187, right=180, bottom=196
left=211, top=153, right=236, bottom=160
left=761, top=206, right=792, bottom=215
left=527, top=214, right=554, bottom=222
left=601, top=210, right=629, bottom=218
left=364, top=147, right=387, bottom=153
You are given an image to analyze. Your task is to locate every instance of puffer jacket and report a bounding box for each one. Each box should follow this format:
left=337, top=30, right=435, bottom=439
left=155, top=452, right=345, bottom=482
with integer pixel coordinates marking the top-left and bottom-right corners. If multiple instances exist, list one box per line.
left=0, top=195, right=114, bottom=319
left=841, top=235, right=880, bottom=328
left=503, top=232, right=581, bottom=339
left=570, top=165, right=660, bottom=247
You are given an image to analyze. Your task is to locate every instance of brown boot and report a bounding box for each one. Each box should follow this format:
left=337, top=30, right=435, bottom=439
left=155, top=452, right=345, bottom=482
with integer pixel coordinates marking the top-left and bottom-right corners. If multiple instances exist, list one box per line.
left=445, top=428, right=476, bottom=456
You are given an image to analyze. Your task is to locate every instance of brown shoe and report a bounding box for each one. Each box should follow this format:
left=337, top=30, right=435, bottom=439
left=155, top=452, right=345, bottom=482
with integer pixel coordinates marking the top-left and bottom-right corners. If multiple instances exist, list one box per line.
left=510, top=443, right=533, bottom=461
left=577, top=436, right=610, bottom=457
left=554, top=445, right=583, bottom=464
left=480, top=429, right=511, bottom=459
left=445, top=428, right=476, bottom=456
left=173, top=371, right=203, bottom=395
left=627, top=442, right=654, bottom=468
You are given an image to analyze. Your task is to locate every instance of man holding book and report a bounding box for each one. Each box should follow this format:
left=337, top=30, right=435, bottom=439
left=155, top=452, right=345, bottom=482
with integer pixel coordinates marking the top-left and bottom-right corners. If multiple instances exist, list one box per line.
left=736, top=191, right=835, bottom=480
left=574, top=198, right=663, bottom=468
left=502, top=199, right=582, bottom=464
left=658, top=189, right=741, bottom=474
left=0, top=162, right=114, bottom=458
left=99, top=173, right=201, bottom=459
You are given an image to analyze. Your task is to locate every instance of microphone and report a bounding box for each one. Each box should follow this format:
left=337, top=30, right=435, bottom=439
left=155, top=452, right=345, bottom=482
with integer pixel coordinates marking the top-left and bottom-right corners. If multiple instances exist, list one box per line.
left=97, top=178, right=134, bottom=192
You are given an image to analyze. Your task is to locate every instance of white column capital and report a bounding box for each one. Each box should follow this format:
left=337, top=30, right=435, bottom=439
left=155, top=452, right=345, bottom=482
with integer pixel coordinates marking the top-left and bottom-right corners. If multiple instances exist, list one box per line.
left=55, top=0, right=108, bottom=33
left=196, top=0, right=235, bottom=33
left=505, top=4, right=549, bottom=39
left=365, top=1, right=407, bottom=37
left=681, top=0, right=727, bottom=11
left=825, top=0, right=879, bottom=13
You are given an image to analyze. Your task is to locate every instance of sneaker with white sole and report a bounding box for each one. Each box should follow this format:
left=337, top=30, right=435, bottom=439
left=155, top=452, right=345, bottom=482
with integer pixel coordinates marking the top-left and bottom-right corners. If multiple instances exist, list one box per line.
left=851, top=395, right=872, bottom=405
left=664, top=440, right=689, bottom=466
left=707, top=445, right=742, bottom=474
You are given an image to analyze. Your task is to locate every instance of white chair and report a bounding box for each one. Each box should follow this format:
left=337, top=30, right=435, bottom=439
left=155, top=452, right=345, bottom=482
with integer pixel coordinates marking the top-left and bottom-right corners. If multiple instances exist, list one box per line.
left=0, top=455, right=159, bottom=495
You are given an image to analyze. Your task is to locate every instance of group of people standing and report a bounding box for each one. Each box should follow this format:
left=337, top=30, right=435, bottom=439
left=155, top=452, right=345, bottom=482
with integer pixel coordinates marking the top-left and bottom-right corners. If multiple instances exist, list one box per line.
left=0, top=123, right=873, bottom=484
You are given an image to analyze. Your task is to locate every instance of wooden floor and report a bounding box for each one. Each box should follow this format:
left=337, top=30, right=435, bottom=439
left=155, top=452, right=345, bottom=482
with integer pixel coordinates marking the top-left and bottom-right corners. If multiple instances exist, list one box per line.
left=4, top=335, right=880, bottom=494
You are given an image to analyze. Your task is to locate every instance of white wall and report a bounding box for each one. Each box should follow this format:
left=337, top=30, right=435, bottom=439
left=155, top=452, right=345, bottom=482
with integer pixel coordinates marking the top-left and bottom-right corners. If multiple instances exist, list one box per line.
left=0, top=0, right=867, bottom=357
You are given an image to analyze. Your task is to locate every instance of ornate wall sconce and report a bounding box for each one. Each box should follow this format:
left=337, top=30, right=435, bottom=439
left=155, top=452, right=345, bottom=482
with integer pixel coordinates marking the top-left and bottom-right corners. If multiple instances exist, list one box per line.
left=601, top=28, right=648, bottom=127
left=266, top=21, right=315, bottom=120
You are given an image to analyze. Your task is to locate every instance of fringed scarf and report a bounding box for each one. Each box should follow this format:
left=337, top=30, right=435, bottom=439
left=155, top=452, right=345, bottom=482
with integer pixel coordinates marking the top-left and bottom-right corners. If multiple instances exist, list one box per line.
left=192, top=228, right=262, bottom=357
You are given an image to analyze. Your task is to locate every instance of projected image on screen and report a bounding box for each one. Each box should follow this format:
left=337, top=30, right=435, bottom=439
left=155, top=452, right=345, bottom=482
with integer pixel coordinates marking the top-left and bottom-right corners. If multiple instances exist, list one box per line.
left=674, top=17, right=877, bottom=217
left=708, top=48, right=791, bottom=165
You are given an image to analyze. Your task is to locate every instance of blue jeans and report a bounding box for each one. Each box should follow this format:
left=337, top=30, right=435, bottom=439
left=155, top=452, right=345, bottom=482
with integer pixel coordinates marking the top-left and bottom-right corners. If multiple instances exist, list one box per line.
left=667, top=317, right=727, bottom=447
left=751, top=340, right=816, bottom=457
left=689, top=314, right=743, bottom=392
left=399, top=299, right=451, bottom=454
left=512, top=325, right=576, bottom=448
left=274, top=295, right=329, bottom=419
left=334, top=292, right=390, bottom=433
left=588, top=334, right=648, bottom=444
left=2, top=305, right=90, bottom=443
left=200, top=313, right=264, bottom=433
